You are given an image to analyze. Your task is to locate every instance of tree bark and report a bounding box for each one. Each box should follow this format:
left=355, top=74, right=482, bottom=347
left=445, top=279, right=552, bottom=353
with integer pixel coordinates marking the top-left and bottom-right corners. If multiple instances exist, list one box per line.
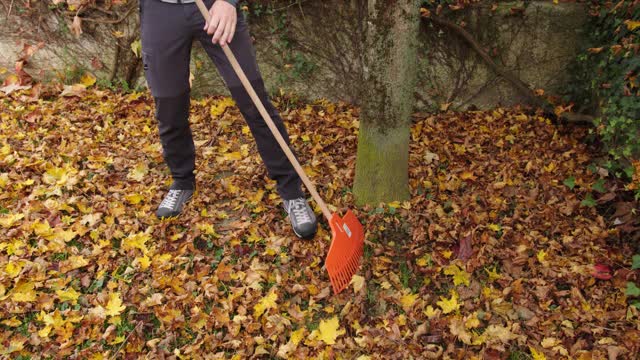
left=353, top=0, right=420, bottom=205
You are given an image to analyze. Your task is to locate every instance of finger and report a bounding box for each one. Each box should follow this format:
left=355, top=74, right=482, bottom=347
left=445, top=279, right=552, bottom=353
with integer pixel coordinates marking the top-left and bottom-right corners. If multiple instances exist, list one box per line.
left=204, top=9, right=215, bottom=31
left=227, top=20, right=236, bottom=44
left=207, top=14, right=220, bottom=35
left=212, top=18, right=226, bottom=45
left=221, top=21, right=233, bottom=46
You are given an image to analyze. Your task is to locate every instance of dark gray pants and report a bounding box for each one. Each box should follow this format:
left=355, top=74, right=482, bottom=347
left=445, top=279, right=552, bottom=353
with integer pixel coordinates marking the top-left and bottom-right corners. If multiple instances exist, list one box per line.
left=140, top=0, right=303, bottom=200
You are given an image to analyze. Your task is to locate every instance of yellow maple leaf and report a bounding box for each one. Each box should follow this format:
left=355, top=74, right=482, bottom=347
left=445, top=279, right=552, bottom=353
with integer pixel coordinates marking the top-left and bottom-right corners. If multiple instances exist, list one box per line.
left=196, top=223, right=219, bottom=237
left=437, top=290, right=460, bottom=314
left=537, top=249, right=547, bottom=264
left=0, top=143, right=10, bottom=156
left=290, top=328, right=305, bottom=345
left=210, top=97, right=235, bottom=117
left=0, top=213, right=24, bottom=228
left=52, top=228, right=77, bottom=242
left=134, top=255, right=151, bottom=270
left=541, top=337, right=560, bottom=348
left=122, top=232, right=150, bottom=254
left=1, top=339, right=25, bottom=354
left=423, top=305, right=439, bottom=318
left=223, top=151, right=243, bottom=161
left=6, top=240, right=25, bottom=256
left=38, top=325, right=52, bottom=338
left=38, top=310, right=65, bottom=330
left=444, top=263, right=470, bottom=286
left=416, top=254, right=431, bottom=267
left=32, top=220, right=53, bottom=237
left=5, top=261, right=23, bottom=278
left=253, top=290, right=277, bottom=318
left=61, top=255, right=89, bottom=273
left=460, top=171, right=476, bottom=180
left=125, top=194, right=144, bottom=204
left=105, top=292, right=126, bottom=317
left=1, top=317, right=21, bottom=327
left=400, top=292, right=418, bottom=310
left=109, top=335, right=125, bottom=345
left=250, top=189, right=265, bottom=204
left=350, top=274, right=365, bottom=293
left=485, top=266, right=501, bottom=282
left=127, top=163, right=148, bottom=182
left=388, top=201, right=401, bottom=208
left=530, top=346, right=547, bottom=360
left=80, top=72, right=97, bottom=87
left=130, top=39, right=142, bottom=56
left=465, top=314, right=481, bottom=329
left=484, top=324, right=520, bottom=343
left=318, top=316, right=345, bottom=345
left=11, top=281, right=37, bottom=302
left=625, top=20, right=640, bottom=31
left=56, top=287, right=81, bottom=304
left=42, top=167, right=69, bottom=186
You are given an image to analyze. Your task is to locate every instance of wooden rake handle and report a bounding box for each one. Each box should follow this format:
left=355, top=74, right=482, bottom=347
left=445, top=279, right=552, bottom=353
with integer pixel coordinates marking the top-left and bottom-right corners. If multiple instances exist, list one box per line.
left=194, top=0, right=332, bottom=221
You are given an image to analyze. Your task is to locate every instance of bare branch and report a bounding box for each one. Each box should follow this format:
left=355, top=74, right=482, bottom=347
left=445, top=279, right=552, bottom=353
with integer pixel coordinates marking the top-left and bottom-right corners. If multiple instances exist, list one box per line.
left=426, top=14, right=594, bottom=124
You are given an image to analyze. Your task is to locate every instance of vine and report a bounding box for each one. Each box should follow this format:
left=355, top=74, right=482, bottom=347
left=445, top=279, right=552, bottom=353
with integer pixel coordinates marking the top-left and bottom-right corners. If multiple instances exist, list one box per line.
left=568, top=0, right=639, bottom=194
left=244, top=0, right=317, bottom=84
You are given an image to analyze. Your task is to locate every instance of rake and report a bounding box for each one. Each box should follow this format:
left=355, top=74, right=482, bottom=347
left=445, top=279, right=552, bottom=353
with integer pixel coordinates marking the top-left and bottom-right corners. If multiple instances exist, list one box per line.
left=194, top=0, right=364, bottom=294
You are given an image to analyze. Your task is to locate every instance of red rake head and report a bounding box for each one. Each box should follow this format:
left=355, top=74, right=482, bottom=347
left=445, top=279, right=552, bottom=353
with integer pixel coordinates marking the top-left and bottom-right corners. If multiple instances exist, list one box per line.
left=325, top=209, right=365, bottom=294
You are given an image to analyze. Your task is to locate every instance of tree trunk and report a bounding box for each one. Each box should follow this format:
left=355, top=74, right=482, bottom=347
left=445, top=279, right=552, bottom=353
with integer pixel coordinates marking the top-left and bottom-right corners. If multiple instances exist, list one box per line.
left=353, top=0, right=419, bottom=205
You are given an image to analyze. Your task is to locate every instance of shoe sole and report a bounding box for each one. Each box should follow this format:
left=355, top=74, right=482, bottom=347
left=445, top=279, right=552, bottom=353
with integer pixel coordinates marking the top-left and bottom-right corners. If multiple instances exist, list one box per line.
left=292, top=226, right=318, bottom=240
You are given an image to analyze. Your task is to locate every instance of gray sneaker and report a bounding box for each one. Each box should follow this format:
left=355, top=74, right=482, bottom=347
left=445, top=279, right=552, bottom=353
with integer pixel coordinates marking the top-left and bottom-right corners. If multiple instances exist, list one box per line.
left=156, top=189, right=194, bottom=218
left=283, top=198, right=318, bottom=239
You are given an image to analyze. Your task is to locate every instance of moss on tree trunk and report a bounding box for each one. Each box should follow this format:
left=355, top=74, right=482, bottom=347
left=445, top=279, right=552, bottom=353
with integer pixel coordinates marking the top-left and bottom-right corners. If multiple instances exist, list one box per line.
left=353, top=125, right=410, bottom=204
left=353, top=0, right=419, bottom=205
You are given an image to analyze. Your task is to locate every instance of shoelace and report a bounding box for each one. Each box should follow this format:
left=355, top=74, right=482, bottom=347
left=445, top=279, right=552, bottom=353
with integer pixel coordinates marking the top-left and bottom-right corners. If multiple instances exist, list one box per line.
left=160, top=190, right=181, bottom=209
left=289, top=198, right=312, bottom=223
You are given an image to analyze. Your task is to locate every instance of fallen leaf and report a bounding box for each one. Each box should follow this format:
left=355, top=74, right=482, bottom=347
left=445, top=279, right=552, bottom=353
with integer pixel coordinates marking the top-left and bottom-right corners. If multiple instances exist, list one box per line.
left=254, top=290, right=277, bottom=318
left=437, top=290, right=460, bottom=314
left=318, top=316, right=345, bottom=345
left=105, top=292, right=126, bottom=317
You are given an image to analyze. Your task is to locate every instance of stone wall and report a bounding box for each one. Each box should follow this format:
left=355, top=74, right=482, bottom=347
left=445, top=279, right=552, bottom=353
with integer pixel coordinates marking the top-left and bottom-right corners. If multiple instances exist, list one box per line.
left=0, top=1, right=588, bottom=111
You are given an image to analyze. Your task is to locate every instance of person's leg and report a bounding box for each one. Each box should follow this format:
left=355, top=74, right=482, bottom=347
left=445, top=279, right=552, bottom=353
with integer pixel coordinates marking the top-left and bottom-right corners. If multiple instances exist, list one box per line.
left=191, top=7, right=316, bottom=238
left=193, top=8, right=303, bottom=200
left=154, top=92, right=196, bottom=190
left=140, top=0, right=196, bottom=217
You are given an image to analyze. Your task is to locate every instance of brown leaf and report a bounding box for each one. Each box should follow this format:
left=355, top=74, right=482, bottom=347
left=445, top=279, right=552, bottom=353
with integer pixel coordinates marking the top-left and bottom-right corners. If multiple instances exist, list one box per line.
left=72, top=15, right=83, bottom=38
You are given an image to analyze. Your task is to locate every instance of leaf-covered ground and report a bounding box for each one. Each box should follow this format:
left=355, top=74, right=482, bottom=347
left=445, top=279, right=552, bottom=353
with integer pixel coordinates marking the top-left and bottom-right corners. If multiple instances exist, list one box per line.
left=1, top=87, right=639, bottom=359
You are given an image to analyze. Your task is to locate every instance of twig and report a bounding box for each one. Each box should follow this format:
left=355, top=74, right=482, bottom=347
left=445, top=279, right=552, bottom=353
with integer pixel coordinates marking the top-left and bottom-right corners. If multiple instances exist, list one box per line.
left=8, top=0, right=15, bottom=16
left=80, top=6, right=135, bottom=25
left=109, top=321, right=142, bottom=360
left=425, top=14, right=595, bottom=124
left=428, top=15, right=542, bottom=107
left=273, top=0, right=309, bottom=13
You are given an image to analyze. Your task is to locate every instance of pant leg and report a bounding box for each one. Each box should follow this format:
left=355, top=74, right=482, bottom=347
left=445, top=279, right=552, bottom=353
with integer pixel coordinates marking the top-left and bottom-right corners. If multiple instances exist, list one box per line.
left=140, top=0, right=196, bottom=189
left=154, top=92, right=196, bottom=190
left=193, top=10, right=304, bottom=200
